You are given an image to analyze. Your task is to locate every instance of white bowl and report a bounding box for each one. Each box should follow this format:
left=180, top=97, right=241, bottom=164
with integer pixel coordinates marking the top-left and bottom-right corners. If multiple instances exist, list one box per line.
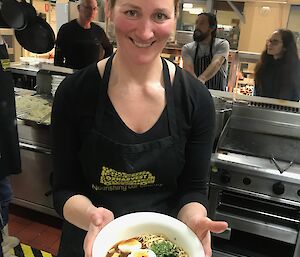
left=92, top=212, right=204, bottom=257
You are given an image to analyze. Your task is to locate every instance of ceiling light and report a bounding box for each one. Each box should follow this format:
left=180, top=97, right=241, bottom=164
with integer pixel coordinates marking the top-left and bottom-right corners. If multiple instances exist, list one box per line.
left=189, top=8, right=204, bottom=15
left=183, top=3, right=193, bottom=9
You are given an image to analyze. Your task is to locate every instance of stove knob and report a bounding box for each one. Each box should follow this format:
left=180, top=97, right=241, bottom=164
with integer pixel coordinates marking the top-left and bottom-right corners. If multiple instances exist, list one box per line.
left=243, top=177, right=251, bottom=185
left=273, top=182, right=285, bottom=195
left=220, top=172, right=231, bottom=184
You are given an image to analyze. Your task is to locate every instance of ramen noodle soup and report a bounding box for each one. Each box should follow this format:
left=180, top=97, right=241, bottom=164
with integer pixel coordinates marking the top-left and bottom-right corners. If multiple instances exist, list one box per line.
left=106, top=234, right=188, bottom=257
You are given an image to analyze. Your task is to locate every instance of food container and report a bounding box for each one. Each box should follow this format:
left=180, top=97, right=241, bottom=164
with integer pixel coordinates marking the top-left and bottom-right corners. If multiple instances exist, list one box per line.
left=92, top=212, right=204, bottom=257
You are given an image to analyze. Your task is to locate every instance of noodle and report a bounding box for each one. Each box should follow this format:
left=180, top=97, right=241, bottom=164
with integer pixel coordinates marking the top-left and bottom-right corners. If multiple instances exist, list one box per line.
left=139, top=234, right=188, bottom=257
left=106, top=234, right=188, bottom=257
left=137, top=234, right=166, bottom=248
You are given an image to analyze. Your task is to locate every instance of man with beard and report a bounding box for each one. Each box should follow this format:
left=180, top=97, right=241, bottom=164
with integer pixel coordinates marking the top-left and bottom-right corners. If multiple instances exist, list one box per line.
left=182, top=13, right=229, bottom=91
left=54, top=0, right=113, bottom=70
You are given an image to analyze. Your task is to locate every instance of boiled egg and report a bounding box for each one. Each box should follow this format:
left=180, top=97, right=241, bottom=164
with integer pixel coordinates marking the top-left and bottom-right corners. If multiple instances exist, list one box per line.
left=128, top=249, right=157, bottom=257
left=118, top=239, right=142, bottom=253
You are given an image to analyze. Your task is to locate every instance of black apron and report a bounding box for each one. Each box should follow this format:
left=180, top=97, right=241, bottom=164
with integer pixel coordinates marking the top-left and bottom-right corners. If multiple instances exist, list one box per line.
left=194, top=42, right=225, bottom=91
left=0, top=44, right=21, bottom=180
left=57, top=56, right=185, bottom=257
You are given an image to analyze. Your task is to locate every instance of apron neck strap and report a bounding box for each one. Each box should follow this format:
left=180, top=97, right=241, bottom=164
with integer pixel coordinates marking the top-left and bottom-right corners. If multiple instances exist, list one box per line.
left=95, top=56, right=178, bottom=139
left=193, top=42, right=200, bottom=76
left=102, top=53, right=114, bottom=87
left=94, top=54, right=114, bottom=127
left=209, top=37, right=214, bottom=58
left=162, top=58, right=178, bottom=139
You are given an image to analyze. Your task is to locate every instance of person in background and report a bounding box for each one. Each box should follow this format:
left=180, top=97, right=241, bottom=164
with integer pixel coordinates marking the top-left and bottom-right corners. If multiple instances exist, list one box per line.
left=51, top=0, right=228, bottom=257
left=182, top=13, right=229, bottom=91
left=254, top=29, right=300, bottom=101
left=0, top=34, right=21, bottom=257
left=54, top=0, right=113, bottom=70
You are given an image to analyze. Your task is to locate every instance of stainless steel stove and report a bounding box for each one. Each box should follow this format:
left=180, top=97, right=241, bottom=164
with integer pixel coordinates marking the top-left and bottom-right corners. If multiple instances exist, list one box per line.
left=209, top=100, right=300, bottom=257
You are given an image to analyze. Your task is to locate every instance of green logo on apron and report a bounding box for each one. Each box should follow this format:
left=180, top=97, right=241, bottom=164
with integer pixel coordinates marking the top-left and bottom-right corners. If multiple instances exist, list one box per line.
left=0, top=58, right=10, bottom=71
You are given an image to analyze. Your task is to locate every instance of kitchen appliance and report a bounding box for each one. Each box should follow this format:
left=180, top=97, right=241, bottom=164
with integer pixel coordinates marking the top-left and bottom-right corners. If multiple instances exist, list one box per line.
left=10, top=63, right=38, bottom=90
left=11, top=88, right=55, bottom=216
left=209, top=98, right=300, bottom=257
left=11, top=65, right=73, bottom=217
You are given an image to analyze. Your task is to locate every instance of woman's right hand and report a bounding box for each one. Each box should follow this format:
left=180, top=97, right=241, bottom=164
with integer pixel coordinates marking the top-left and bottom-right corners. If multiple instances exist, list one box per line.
left=83, top=207, right=114, bottom=257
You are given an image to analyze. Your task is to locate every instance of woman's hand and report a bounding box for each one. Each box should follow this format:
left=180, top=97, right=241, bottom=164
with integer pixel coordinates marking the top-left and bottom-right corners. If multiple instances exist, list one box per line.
left=185, top=214, right=228, bottom=257
left=83, top=207, right=114, bottom=257
left=178, top=202, right=228, bottom=257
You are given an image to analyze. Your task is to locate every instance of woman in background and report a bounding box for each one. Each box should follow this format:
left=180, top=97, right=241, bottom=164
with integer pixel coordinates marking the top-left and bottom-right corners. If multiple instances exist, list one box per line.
left=254, top=29, right=300, bottom=101
left=51, top=0, right=228, bottom=257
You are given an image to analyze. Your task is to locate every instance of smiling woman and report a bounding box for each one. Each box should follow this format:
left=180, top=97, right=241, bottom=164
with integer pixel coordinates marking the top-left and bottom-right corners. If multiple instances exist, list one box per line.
left=51, top=0, right=227, bottom=257
left=106, top=0, right=178, bottom=65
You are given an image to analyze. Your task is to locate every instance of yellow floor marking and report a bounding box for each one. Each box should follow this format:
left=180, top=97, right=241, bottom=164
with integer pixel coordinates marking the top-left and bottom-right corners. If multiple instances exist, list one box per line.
left=12, top=243, right=54, bottom=257
left=21, top=244, right=35, bottom=257
left=41, top=250, right=53, bottom=257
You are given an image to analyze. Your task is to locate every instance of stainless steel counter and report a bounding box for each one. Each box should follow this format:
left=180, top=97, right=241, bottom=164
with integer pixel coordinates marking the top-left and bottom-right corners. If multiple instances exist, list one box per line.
left=10, top=63, right=40, bottom=77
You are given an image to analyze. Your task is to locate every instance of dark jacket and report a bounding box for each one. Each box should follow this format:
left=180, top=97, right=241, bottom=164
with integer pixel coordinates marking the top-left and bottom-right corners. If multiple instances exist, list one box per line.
left=0, top=43, right=21, bottom=179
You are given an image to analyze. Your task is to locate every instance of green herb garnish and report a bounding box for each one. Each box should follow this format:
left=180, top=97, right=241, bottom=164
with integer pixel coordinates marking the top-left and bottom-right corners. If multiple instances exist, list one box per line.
left=150, top=241, right=179, bottom=257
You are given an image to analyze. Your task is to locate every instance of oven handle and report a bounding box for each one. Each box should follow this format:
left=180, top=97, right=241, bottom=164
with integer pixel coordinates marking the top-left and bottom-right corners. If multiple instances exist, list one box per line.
left=210, top=183, right=300, bottom=207
left=221, top=202, right=300, bottom=224
left=215, top=211, right=298, bottom=244
left=19, top=142, right=51, bottom=155
left=212, top=227, right=231, bottom=240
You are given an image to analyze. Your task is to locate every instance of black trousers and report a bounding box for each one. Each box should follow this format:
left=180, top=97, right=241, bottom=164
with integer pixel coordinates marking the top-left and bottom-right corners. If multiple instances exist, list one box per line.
left=0, top=208, right=4, bottom=257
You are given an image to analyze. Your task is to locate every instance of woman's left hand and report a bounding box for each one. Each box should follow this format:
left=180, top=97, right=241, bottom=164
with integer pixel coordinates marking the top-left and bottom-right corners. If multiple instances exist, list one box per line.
left=185, top=214, right=228, bottom=257
left=178, top=203, right=228, bottom=257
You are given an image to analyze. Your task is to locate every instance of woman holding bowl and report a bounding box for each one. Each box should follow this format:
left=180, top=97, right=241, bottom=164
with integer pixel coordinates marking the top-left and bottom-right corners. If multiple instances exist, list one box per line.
left=51, top=0, right=228, bottom=257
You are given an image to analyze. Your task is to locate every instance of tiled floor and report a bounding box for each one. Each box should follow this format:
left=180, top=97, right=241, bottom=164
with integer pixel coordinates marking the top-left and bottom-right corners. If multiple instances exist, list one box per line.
left=8, top=204, right=62, bottom=256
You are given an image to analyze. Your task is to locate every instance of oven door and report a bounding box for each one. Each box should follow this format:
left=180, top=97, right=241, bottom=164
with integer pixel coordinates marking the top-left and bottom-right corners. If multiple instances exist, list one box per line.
left=209, top=185, right=300, bottom=257
left=10, top=141, right=57, bottom=216
left=212, top=249, right=240, bottom=257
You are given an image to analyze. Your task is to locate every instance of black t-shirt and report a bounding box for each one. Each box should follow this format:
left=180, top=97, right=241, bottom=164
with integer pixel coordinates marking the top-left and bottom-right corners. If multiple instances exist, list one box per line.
left=54, top=19, right=113, bottom=69
left=51, top=62, right=216, bottom=217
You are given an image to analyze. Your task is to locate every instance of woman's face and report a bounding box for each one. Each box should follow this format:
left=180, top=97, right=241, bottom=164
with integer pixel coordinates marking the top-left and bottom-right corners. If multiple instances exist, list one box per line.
left=107, top=0, right=176, bottom=65
left=266, top=31, right=284, bottom=59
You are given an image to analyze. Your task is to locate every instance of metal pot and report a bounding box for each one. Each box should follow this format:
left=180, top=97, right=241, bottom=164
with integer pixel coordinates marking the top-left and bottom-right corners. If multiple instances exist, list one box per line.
left=0, top=3, right=10, bottom=28
left=15, top=16, right=55, bottom=54
left=0, top=0, right=36, bottom=30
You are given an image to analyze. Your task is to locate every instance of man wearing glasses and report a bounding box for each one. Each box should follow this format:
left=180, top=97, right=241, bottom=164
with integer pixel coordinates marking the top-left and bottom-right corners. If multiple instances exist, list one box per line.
left=54, top=0, right=113, bottom=70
